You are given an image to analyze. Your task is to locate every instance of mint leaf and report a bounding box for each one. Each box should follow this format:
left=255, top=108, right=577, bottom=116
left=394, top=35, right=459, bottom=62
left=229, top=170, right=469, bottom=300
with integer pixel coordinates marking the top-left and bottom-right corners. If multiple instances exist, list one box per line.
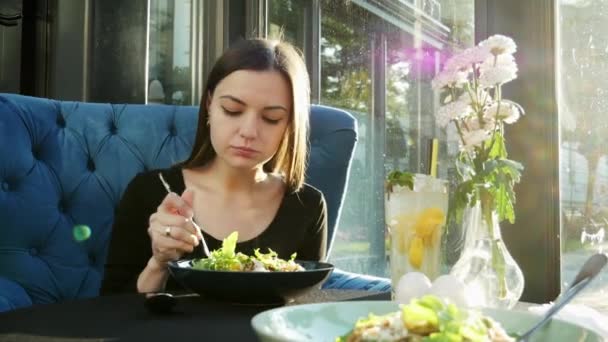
left=386, top=171, right=414, bottom=192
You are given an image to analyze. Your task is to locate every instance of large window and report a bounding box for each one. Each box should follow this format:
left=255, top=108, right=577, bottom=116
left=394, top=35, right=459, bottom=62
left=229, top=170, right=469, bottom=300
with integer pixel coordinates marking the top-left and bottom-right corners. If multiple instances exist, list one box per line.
left=270, top=0, right=474, bottom=277
left=558, top=0, right=608, bottom=312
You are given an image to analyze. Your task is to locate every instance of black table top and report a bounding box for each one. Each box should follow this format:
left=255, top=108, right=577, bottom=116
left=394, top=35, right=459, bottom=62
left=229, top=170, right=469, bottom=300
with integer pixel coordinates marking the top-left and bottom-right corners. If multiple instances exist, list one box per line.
left=0, top=289, right=390, bottom=342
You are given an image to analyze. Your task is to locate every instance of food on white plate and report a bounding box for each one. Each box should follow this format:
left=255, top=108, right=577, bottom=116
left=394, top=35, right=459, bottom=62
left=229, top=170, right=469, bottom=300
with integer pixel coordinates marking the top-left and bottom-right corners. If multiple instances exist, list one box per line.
left=336, top=294, right=514, bottom=342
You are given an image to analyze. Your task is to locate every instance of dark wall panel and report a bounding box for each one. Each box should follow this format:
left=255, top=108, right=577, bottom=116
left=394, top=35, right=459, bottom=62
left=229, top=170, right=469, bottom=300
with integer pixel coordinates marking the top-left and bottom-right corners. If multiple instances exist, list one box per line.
left=0, top=0, right=24, bottom=93
left=48, top=0, right=87, bottom=101
left=89, top=0, right=147, bottom=103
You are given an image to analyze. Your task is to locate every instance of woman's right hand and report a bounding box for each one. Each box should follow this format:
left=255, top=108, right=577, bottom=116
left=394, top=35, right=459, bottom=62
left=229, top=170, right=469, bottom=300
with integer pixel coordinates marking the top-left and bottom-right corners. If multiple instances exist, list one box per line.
left=147, top=189, right=202, bottom=265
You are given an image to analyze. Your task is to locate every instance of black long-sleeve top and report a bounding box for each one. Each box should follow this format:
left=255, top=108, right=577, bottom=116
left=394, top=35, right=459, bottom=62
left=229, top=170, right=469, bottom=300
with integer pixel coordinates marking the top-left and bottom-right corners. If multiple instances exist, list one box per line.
left=100, top=166, right=327, bottom=294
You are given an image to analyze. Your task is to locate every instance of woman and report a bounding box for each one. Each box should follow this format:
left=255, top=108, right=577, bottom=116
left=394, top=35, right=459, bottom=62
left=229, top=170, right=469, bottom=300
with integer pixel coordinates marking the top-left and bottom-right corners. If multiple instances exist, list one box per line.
left=101, top=38, right=327, bottom=294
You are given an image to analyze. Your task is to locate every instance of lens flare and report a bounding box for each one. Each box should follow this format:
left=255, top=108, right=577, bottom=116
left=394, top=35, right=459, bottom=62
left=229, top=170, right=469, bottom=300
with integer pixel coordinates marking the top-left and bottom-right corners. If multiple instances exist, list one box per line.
left=73, top=225, right=91, bottom=242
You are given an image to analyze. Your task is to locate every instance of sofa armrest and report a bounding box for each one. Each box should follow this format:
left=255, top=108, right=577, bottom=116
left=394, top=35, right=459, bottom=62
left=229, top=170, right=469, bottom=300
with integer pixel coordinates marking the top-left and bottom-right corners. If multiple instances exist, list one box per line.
left=0, top=276, right=32, bottom=312
left=322, top=268, right=391, bottom=292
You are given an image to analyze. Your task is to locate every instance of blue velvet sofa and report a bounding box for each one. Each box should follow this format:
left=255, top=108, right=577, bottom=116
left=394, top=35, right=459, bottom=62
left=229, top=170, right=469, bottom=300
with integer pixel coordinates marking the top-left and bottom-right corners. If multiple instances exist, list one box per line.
left=0, top=93, right=390, bottom=312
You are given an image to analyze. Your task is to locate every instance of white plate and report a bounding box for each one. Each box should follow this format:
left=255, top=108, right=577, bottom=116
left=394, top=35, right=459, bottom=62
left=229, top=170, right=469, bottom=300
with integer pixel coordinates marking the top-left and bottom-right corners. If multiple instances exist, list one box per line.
left=251, top=300, right=603, bottom=342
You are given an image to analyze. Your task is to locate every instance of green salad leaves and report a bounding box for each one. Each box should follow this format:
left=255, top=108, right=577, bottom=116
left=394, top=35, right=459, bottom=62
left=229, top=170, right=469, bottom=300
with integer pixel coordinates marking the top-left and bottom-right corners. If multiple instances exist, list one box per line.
left=337, top=295, right=510, bottom=342
left=190, top=231, right=303, bottom=272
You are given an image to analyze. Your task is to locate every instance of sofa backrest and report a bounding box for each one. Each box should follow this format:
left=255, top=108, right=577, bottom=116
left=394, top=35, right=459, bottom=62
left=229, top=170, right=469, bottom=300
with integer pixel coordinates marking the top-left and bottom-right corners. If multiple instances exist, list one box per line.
left=0, top=93, right=357, bottom=305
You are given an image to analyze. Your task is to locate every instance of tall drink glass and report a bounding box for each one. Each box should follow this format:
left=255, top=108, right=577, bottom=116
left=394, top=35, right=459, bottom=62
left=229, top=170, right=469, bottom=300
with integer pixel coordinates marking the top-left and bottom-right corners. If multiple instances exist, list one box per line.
left=386, top=174, right=448, bottom=295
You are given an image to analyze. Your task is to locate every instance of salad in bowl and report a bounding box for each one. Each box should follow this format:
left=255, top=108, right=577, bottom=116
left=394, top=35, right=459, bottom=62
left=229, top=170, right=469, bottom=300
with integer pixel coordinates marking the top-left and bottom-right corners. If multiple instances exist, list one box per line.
left=190, top=231, right=304, bottom=272
left=167, top=231, right=332, bottom=304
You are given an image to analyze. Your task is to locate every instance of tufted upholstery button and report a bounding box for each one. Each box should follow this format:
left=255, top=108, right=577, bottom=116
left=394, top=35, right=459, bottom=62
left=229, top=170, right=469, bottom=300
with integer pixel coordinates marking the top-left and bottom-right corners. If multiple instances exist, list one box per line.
left=87, top=158, right=95, bottom=171
left=29, top=248, right=38, bottom=256
left=109, top=122, right=117, bottom=134
left=169, top=126, right=177, bottom=136
left=56, top=115, right=66, bottom=128
left=32, top=147, right=40, bottom=160
left=58, top=201, right=66, bottom=213
left=1, top=182, right=9, bottom=191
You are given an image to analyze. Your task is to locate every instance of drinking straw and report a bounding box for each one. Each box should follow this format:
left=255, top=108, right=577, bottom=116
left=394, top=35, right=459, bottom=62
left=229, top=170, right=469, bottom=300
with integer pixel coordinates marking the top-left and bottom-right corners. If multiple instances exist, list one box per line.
left=429, top=138, right=439, bottom=177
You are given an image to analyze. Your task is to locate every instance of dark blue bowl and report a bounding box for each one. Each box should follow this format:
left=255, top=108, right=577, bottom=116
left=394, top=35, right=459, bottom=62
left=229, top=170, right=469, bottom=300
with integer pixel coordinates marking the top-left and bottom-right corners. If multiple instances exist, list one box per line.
left=167, top=259, right=334, bottom=305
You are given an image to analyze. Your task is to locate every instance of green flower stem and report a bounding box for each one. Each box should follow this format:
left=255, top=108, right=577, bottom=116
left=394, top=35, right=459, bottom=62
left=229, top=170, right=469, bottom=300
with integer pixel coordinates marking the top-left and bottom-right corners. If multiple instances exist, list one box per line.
left=455, top=122, right=469, bottom=150
left=492, top=239, right=508, bottom=299
left=479, top=188, right=508, bottom=299
left=486, top=87, right=502, bottom=155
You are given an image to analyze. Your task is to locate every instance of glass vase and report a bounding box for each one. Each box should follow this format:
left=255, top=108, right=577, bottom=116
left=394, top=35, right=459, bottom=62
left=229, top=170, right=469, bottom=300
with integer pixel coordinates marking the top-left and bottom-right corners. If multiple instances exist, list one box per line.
left=449, top=186, right=525, bottom=309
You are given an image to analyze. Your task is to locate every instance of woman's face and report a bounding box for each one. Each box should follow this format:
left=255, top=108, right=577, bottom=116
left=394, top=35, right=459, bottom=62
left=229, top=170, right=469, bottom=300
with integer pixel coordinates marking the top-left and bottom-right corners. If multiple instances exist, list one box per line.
left=207, top=69, right=292, bottom=171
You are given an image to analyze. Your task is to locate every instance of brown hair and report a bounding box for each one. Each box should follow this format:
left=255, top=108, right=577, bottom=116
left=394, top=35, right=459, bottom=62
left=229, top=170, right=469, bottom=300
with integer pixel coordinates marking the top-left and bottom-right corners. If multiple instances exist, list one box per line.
left=180, top=38, right=310, bottom=192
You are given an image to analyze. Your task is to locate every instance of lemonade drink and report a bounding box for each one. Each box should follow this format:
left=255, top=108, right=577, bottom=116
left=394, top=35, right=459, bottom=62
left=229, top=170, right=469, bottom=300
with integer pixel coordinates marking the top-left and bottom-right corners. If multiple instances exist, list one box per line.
left=386, top=174, right=448, bottom=292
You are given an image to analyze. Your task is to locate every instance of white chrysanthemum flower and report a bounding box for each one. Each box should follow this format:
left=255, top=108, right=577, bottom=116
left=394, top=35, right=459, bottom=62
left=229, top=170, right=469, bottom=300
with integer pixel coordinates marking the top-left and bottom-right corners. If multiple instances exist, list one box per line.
left=484, top=100, right=524, bottom=124
left=458, top=88, right=492, bottom=107
left=444, top=46, right=492, bottom=72
left=462, top=115, right=495, bottom=132
left=479, top=66, right=517, bottom=87
left=480, top=54, right=517, bottom=74
left=431, top=69, right=468, bottom=90
left=479, top=34, right=517, bottom=56
left=443, top=54, right=467, bottom=72
left=436, top=100, right=471, bottom=127
left=460, top=128, right=491, bottom=151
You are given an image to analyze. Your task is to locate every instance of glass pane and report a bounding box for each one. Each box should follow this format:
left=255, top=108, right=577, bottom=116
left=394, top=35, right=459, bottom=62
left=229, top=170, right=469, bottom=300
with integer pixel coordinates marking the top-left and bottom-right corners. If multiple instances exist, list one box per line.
left=321, top=0, right=475, bottom=277
left=268, top=0, right=307, bottom=47
left=320, top=0, right=380, bottom=275
left=268, top=0, right=474, bottom=278
left=559, top=0, right=608, bottom=312
left=148, top=0, right=193, bottom=105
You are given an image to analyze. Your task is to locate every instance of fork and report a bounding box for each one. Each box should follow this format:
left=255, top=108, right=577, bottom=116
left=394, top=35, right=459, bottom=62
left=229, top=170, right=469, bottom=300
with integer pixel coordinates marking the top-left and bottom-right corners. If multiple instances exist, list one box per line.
left=158, top=173, right=211, bottom=258
left=516, top=253, right=607, bottom=341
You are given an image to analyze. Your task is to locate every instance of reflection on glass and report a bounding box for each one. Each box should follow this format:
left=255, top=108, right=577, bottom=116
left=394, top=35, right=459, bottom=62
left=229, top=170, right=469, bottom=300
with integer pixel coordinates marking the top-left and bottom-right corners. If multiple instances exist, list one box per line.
left=559, top=0, right=608, bottom=313
left=148, top=0, right=192, bottom=105
left=267, top=0, right=474, bottom=278
left=319, top=0, right=378, bottom=275
left=434, top=0, right=475, bottom=268
left=421, top=0, right=442, bottom=21
left=268, top=0, right=306, bottom=47
left=386, top=31, right=438, bottom=175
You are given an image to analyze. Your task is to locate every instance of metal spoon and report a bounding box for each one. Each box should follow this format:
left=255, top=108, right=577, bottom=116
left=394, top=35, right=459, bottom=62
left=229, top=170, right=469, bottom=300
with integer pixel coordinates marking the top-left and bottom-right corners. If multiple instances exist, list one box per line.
left=517, top=253, right=607, bottom=341
left=144, top=292, right=198, bottom=314
left=144, top=292, right=178, bottom=314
